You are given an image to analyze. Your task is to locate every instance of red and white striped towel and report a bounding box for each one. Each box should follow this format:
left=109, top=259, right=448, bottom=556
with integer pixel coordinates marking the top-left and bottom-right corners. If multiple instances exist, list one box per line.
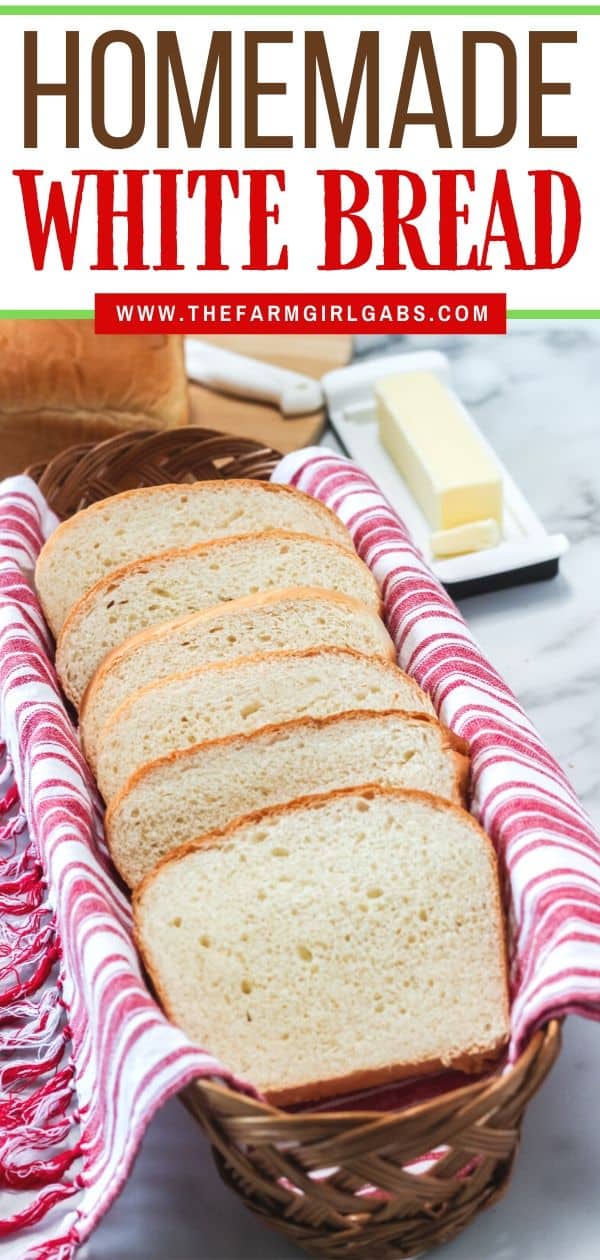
left=1, top=453, right=599, bottom=1258
left=273, top=450, right=600, bottom=1041
left=0, top=480, right=249, bottom=1259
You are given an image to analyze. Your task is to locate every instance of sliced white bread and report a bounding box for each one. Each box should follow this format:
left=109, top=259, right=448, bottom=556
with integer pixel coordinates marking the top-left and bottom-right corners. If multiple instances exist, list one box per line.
left=134, top=786, right=509, bottom=1106
left=36, top=480, right=353, bottom=634
left=107, top=710, right=469, bottom=888
left=57, top=532, right=381, bottom=709
left=79, top=589, right=394, bottom=762
left=95, top=647, right=435, bottom=802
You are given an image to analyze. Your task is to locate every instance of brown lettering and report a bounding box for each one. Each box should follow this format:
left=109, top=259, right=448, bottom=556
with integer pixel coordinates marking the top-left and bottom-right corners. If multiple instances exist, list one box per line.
left=304, top=31, right=379, bottom=148
left=529, top=32, right=577, bottom=148
left=244, top=31, right=293, bottom=147
left=157, top=32, right=231, bottom=148
left=24, top=30, right=80, bottom=148
left=91, top=31, right=145, bottom=148
left=463, top=33, right=517, bottom=147
left=390, top=32, right=451, bottom=148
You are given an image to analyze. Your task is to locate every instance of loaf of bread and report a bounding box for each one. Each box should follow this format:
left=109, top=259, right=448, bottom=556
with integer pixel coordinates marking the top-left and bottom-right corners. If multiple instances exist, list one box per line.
left=36, top=481, right=354, bottom=634
left=134, top=786, right=509, bottom=1105
left=106, top=711, right=469, bottom=888
left=0, top=321, right=188, bottom=478
left=79, top=588, right=393, bottom=762
left=58, top=536, right=381, bottom=710
left=95, top=647, right=434, bottom=801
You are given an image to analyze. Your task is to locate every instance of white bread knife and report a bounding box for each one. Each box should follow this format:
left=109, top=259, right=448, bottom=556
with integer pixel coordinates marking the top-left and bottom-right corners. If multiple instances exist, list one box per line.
left=185, top=339, right=324, bottom=417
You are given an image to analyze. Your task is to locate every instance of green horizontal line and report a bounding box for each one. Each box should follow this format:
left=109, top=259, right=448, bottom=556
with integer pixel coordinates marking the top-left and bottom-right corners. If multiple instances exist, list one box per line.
left=1, top=6, right=600, bottom=17
left=0, top=308, right=598, bottom=320
left=507, top=309, right=600, bottom=318
left=0, top=309, right=94, bottom=318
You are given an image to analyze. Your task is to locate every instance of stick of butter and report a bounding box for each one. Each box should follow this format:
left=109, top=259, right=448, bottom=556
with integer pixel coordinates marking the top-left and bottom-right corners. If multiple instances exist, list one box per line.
left=375, top=372, right=503, bottom=530
left=431, top=518, right=500, bottom=558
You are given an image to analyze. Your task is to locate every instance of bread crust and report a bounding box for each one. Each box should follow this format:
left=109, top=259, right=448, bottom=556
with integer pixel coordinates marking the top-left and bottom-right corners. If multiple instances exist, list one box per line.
left=105, top=707, right=470, bottom=846
left=136, top=783, right=495, bottom=884
left=36, top=479, right=353, bottom=597
left=95, top=646, right=436, bottom=775
left=0, top=323, right=188, bottom=478
left=133, top=784, right=509, bottom=1104
left=79, top=585, right=394, bottom=736
left=0, top=412, right=154, bottom=479
left=0, top=323, right=187, bottom=418
left=57, top=530, right=382, bottom=706
left=264, top=1039, right=508, bottom=1107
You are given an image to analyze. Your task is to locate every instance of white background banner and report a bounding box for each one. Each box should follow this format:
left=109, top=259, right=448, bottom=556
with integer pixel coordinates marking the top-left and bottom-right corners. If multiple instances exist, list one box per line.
left=0, top=4, right=595, bottom=309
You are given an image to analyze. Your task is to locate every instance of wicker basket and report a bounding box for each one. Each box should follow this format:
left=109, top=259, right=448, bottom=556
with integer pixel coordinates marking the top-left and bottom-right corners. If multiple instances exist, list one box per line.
left=30, top=426, right=562, bottom=1260
left=29, top=425, right=280, bottom=514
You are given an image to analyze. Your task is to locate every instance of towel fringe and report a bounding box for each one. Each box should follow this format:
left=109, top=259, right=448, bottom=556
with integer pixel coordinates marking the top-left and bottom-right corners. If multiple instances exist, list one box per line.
left=0, top=783, right=19, bottom=813
left=0, top=792, right=80, bottom=1240
left=0, top=1067, right=75, bottom=1129
left=25, top=1229, right=80, bottom=1260
left=0, top=1182, right=81, bottom=1238
left=0, top=989, right=64, bottom=1050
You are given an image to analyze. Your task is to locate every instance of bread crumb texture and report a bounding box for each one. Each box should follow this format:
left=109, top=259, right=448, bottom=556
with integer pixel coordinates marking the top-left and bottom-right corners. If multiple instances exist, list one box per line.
left=96, top=649, right=433, bottom=800
left=36, top=481, right=353, bottom=633
left=108, top=710, right=466, bottom=888
left=135, top=788, right=509, bottom=1104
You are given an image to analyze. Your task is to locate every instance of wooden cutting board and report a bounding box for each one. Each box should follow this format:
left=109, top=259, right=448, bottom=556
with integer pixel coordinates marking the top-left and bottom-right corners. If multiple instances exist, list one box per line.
left=187, top=334, right=352, bottom=454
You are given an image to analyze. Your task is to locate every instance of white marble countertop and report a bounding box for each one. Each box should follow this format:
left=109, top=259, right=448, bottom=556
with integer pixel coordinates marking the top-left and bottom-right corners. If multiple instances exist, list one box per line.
left=88, top=326, right=600, bottom=1260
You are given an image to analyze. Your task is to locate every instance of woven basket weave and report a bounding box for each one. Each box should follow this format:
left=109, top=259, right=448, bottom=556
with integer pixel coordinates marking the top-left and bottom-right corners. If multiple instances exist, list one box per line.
left=30, top=426, right=562, bottom=1259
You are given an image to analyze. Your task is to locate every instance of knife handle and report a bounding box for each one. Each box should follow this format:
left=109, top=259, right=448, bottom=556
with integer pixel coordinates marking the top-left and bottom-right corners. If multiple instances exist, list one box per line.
left=185, top=341, right=324, bottom=418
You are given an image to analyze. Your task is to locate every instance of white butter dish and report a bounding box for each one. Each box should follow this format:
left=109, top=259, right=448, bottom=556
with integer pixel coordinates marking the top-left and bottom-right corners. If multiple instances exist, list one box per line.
left=321, top=351, right=569, bottom=597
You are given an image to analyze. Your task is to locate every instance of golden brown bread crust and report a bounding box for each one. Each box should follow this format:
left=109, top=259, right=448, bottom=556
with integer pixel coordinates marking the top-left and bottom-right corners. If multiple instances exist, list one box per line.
left=58, top=533, right=382, bottom=713
left=79, top=584, right=394, bottom=734
left=60, top=529, right=377, bottom=658
left=135, top=783, right=492, bottom=888
left=105, top=707, right=471, bottom=851
left=0, top=410, right=154, bottom=476
left=95, top=645, right=436, bottom=775
left=0, top=321, right=188, bottom=477
left=37, top=479, right=353, bottom=590
left=265, top=1041, right=507, bottom=1107
left=133, top=784, right=509, bottom=1104
left=60, top=529, right=379, bottom=660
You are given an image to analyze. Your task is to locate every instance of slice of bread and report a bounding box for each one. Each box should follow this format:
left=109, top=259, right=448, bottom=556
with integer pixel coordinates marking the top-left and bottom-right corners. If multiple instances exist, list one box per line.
left=95, top=647, right=434, bottom=802
left=36, top=480, right=353, bottom=634
left=79, top=589, right=394, bottom=761
left=106, top=710, right=469, bottom=888
left=57, top=532, right=381, bottom=709
left=134, top=786, right=509, bottom=1106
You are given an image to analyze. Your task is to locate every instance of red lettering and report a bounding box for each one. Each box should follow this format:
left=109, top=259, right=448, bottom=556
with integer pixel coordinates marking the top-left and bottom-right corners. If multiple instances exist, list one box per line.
left=242, top=169, right=287, bottom=270
left=318, top=169, right=372, bottom=269
left=154, top=169, right=184, bottom=271
left=188, top=169, right=239, bottom=271
left=376, top=170, right=430, bottom=270
left=531, top=170, right=580, bottom=268
left=13, top=168, right=86, bottom=270
left=91, top=170, right=148, bottom=271
left=480, top=169, right=530, bottom=270
left=435, top=170, right=478, bottom=269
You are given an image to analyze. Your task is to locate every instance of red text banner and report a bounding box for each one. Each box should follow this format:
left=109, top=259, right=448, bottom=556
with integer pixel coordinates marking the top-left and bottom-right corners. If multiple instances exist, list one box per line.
left=95, top=293, right=507, bottom=335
